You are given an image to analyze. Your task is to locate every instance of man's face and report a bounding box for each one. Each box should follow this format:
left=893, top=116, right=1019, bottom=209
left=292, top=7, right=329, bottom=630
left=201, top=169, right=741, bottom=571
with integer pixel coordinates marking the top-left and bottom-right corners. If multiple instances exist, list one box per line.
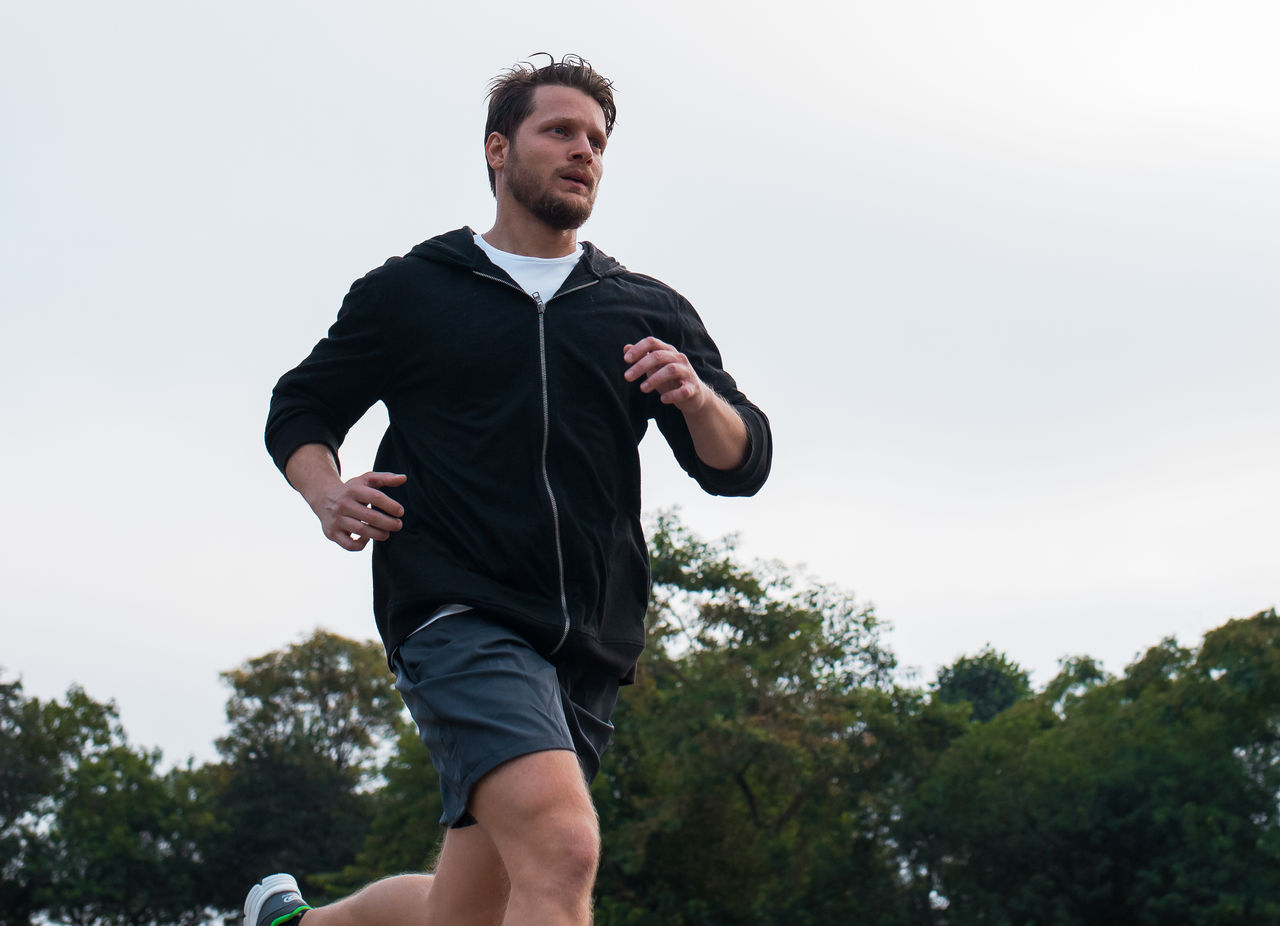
left=500, top=85, right=608, bottom=231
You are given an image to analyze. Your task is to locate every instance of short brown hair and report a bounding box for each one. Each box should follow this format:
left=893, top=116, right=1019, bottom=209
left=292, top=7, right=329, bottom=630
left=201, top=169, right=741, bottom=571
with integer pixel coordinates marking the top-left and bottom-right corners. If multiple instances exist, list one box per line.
left=484, top=53, right=617, bottom=194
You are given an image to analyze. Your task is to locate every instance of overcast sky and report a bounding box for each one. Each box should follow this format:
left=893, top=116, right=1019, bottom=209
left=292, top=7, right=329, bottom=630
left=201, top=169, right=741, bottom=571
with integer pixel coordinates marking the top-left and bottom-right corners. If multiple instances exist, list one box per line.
left=3, top=1, right=1277, bottom=766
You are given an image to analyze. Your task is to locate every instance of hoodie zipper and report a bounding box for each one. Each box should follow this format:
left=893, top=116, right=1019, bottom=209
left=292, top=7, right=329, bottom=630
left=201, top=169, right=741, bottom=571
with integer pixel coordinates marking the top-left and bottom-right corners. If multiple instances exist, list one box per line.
left=473, top=271, right=599, bottom=655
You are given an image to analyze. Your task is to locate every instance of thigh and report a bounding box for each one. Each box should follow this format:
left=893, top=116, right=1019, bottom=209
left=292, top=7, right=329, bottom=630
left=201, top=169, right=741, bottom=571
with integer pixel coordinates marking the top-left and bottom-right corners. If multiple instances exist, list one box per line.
left=468, top=748, right=599, bottom=879
left=393, top=612, right=577, bottom=827
left=471, top=748, right=595, bottom=825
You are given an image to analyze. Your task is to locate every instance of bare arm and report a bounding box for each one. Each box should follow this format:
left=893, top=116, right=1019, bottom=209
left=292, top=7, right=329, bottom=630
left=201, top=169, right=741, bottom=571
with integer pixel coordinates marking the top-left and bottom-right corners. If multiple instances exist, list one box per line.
left=623, top=338, right=749, bottom=471
left=284, top=443, right=406, bottom=551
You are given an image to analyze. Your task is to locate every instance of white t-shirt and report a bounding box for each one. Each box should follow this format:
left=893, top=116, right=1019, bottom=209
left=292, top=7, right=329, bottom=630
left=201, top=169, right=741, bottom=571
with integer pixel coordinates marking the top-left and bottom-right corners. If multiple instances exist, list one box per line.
left=474, top=232, right=582, bottom=301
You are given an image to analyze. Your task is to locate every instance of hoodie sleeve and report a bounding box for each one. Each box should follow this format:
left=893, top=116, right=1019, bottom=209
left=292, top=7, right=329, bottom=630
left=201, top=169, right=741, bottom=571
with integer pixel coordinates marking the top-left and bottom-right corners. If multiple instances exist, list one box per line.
left=653, top=297, right=772, bottom=497
left=264, top=269, right=395, bottom=477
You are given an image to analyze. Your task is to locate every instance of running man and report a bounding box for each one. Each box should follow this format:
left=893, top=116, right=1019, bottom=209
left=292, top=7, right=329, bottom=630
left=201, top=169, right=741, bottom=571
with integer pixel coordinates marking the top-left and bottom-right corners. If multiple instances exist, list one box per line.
left=249, top=54, right=771, bottom=926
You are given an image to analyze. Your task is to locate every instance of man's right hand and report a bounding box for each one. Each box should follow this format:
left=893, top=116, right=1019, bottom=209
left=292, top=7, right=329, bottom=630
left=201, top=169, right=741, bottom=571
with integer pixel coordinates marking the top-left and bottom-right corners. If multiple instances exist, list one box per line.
left=308, top=471, right=407, bottom=551
left=284, top=444, right=407, bottom=551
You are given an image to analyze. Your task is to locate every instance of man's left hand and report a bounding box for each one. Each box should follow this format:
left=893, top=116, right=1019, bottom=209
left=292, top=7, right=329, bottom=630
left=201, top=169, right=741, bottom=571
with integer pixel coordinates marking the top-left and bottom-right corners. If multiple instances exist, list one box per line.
left=622, top=337, right=709, bottom=412
left=622, top=336, right=749, bottom=470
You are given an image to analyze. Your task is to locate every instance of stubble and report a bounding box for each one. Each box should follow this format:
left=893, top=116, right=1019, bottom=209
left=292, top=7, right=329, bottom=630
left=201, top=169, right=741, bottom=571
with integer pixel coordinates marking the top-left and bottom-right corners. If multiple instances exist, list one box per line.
left=504, top=147, right=596, bottom=231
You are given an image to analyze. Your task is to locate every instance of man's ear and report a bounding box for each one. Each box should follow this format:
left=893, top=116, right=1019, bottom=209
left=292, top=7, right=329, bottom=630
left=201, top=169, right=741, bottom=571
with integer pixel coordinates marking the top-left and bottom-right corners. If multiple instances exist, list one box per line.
left=485, top=132, right=509, bottom=173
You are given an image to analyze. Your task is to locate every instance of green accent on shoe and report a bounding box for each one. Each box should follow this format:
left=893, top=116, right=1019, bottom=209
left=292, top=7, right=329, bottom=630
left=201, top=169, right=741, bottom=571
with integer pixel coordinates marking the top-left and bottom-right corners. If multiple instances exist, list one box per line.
left=269, top=906, right=311, bottom=926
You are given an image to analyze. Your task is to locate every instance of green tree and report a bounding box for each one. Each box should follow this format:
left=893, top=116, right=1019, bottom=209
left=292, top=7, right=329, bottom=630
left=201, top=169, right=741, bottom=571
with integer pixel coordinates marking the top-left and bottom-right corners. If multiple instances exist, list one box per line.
left=311, top=721, right=445, bottom=898
left=39, top=748, right=214, bottom=926
left=907, top=610, right=1280, bottom=926
left=0, top=682, right=217, bottom=926
left=216, top=629, right=401, bottom=778
left=0, top=675, right=75, bottom=926
left=594, top=513, right=912, bottom=925
left=201, top=631, right=402, bottom=911
left=934, top=646, right=1031, bottom=722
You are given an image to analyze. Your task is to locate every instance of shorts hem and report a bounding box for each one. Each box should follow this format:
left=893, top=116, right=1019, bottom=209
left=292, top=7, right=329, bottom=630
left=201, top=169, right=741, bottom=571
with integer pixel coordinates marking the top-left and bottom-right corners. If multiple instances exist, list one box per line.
left=444, top=740, right=578, bottom=828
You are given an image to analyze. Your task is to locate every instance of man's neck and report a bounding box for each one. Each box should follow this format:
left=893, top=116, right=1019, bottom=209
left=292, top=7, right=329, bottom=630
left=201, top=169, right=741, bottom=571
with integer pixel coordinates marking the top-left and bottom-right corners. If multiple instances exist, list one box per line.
left=482, top=206, right=579, bottom=258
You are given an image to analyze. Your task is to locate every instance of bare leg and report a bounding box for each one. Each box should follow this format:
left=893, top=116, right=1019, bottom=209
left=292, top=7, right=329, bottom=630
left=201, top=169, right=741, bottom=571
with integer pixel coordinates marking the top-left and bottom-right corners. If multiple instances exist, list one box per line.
left=295, top=874, right=433, bottom=926
left=417, top=824, right=510, bottom=925
left=301, top=825, right=509, bottom=926
left=292, top=749, right=596, bottom=926
left=468, top=749, right=599, bottom=926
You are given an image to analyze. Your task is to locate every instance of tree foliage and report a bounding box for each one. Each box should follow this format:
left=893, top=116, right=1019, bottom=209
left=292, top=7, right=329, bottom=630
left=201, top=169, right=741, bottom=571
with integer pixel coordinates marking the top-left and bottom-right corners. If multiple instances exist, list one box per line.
left=1, top=680, right=215, bottom=926
left=0, top=676, right=76, bottom=926
left=593, top=513, right=908, bottom=924
left=216, top=629, right=400, bottom=778
left=906, top=611, right=1280, bottom=925
left=934, top=645, right=1032, bottom=722
left=200, top=631, right=401, bottom=911
left=310, top=721, right=444, bottom=899
left=6, top=520, right=1279, bottom=925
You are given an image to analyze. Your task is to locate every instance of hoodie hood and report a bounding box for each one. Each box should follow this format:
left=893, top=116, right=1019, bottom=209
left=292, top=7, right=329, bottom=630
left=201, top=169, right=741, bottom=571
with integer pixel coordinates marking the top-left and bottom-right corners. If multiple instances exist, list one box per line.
left=407, top=226, right=628, bottom=281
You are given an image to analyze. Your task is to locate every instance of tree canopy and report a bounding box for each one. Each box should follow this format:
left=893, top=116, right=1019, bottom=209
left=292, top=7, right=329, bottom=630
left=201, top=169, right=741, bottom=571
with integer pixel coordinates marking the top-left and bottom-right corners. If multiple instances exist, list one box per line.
left=4, top=516, right=1277, bottom=925
left=934, top=644, right=1032, bottom=722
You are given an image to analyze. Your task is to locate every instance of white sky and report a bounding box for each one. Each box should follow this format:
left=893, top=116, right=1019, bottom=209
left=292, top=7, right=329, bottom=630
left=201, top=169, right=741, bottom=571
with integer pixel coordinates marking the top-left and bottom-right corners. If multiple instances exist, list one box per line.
left=2, top=1, right=1277, bottom=765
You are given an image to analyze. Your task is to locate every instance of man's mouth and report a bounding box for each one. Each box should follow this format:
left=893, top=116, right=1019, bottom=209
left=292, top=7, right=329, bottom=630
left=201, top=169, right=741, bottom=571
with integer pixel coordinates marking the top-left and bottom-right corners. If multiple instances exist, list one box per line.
left=560, top=172, right=591, bottom=191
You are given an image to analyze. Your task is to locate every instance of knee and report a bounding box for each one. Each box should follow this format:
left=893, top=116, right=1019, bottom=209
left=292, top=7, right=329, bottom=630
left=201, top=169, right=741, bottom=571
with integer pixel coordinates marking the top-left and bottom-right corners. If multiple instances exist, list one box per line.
left=521, top=808, right=600, bottom=893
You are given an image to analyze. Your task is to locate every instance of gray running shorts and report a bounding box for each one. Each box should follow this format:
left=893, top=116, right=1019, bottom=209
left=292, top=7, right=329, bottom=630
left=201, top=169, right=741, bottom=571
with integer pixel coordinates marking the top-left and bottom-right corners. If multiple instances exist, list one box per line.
left=391, top=610, right=620, bottom=828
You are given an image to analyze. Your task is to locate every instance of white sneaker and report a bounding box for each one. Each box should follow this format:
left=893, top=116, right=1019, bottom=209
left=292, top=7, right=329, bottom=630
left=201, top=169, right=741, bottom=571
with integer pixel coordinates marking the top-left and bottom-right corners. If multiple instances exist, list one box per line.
left=243, top=873, right=311, bottom=926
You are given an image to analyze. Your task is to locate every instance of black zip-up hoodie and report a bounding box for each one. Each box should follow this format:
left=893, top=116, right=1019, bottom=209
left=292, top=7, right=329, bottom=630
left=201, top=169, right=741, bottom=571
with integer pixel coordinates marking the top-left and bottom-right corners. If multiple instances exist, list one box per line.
left=266, top=228, right=771, bottom=682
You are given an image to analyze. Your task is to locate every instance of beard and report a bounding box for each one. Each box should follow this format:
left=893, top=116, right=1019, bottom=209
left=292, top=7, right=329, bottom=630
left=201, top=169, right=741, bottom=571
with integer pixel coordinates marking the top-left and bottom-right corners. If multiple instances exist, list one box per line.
left=505, top=148, right=597, bottom=231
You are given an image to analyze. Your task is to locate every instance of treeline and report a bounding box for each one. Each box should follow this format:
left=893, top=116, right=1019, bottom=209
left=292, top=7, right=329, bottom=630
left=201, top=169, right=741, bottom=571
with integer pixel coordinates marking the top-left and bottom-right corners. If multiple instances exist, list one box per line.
left=3, top=514, right=1279, bottom=925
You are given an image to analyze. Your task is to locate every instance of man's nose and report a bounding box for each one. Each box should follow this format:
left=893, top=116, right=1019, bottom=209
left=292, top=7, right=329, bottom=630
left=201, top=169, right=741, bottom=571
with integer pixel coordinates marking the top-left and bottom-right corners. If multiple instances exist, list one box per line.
left=568, top=132, right=594, bottom=161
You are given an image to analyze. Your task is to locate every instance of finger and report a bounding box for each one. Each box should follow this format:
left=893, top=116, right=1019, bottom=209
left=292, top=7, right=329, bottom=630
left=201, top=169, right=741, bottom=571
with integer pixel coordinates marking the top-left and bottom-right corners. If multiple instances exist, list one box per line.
left=352, top=524, right=393, bottom=542
left=639, top=361, right=703, bottom=405
left=622, top=344, right=654, bottom=379
left=658, top=380, right=700, bottom=404
left=624, top=349, right=682, bottom=382
left=366, top=512, right=404, bottom=533
left=348, top=485, right=406, bottom=519
left=646, top=371, right=695, bottom=398
left=343, top=499, right=401, bottom=527
left=623, top=336, right=672, bottom=362
left=635, top=358, right=693, bottom=392
left=338, top=515, right=393, bottom=543
left=339, top=502, right=402, bottom=533
left=326, top=527, right=369, bottom=552
left=362, top=471, right=408, bottom=487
